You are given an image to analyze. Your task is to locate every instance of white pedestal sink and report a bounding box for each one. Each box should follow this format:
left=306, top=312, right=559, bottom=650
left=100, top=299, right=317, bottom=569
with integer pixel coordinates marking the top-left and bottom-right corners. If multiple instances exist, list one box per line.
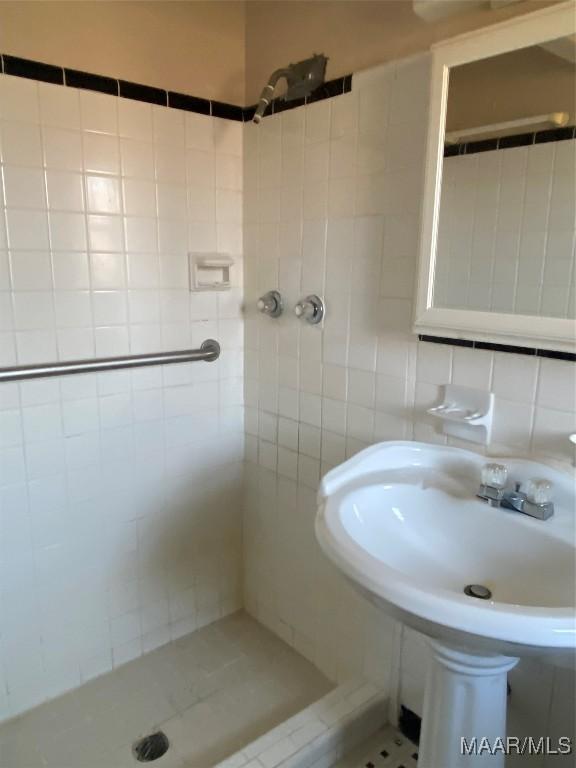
left=315, top=442, right=575, bottom=767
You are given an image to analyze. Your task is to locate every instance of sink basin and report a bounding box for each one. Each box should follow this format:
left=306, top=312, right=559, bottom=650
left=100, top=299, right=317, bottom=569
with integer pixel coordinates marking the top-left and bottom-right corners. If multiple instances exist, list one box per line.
left=316, top=441, right=576, bottom=767
left=316, top=441, right=576, bottom=656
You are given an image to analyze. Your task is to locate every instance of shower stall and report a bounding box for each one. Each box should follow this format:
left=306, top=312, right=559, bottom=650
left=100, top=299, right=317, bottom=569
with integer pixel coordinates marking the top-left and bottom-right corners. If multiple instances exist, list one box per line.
left=0, top=42, right=384, bottom=768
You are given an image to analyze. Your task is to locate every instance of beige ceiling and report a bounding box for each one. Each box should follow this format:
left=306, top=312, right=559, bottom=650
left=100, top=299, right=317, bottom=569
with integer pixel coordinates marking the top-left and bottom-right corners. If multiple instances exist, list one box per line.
left=0, top=1, right=247, bottom=104
left=244, top=0, right=563, bottom=103
left=0, top=1, right=565, bottom=106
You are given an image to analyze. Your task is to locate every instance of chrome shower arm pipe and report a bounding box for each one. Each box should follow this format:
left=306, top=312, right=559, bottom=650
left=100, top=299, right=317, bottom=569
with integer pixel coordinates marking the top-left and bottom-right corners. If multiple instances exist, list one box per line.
left=252, top=54, right=328, bottom=124
left=253, top=67, right=292, bottom=123
left=0, top=340, right=220, bottom=383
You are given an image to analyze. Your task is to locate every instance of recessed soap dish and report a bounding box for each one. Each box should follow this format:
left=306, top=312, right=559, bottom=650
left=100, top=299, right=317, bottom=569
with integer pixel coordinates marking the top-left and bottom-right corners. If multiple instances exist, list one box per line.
left=427, top=384, right=493, bottom=444
left=189, top=253, right=234, bottom=291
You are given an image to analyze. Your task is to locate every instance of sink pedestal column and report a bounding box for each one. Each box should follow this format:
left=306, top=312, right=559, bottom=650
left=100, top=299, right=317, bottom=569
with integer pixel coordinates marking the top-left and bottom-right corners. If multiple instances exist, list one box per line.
left=418, top=642, right=519, bottom=767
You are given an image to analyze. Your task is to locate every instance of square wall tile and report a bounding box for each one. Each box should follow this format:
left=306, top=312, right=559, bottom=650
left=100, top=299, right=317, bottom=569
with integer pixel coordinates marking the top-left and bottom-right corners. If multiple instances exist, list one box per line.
left=83, top=132, right=120, bottom=175
left=43, top=127, right=82, bottom=170
left=120, top=138, right=155, bottom=178
left=119, top=98, right=153, bottom=140
left=90, top=253, right=126, bottom=289
left=46, top=171, right=85, bottom=211
left=0, top=76, right=39, bottom=122
left=2, top=121, right=42, bottom=167
left=3, top=167, right=46, bottom=209
left=39, top=82, right=80, bottom=128
left=52, top=252, right=90, bottom=290
left=86, top=175, right=122, bottom=214
left=80, top=90, right=118, bottom=134
left=6, top=210, right=49, bottom=250
left=10, top=252, right=52, bottom=291
left=49, top=212, right=87, bottom=251
left=87, top=215, right=124, bottom=252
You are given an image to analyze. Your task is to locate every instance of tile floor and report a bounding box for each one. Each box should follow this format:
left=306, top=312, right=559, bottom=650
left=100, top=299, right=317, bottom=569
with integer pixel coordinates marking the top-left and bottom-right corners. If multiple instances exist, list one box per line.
left=0, top=612, right=331, bottom=768
left=334, top=727, right=418, bottom=768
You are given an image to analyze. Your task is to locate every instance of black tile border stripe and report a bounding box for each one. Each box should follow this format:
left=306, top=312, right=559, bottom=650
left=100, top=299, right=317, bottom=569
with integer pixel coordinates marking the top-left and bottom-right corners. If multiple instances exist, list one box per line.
left=536, top=348, right=576, bottom=361
left=444, top=125, right=576, bottom=156
left=211, top=100, right=244, bottom=122
left=119, top=80, right=167, bottom=106
left=3, top=54, right=64, bottom=85
left=65, top=68, right=118, bottom=95
left=418, top=335, right=576, bottom=362
left=0, top=52, right=352, bottom=122
left=168, top=91, right=210, bottom=115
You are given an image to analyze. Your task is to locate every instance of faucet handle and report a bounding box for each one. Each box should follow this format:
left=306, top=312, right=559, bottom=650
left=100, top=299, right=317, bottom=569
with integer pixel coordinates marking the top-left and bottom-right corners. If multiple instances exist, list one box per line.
left=294, top=295, right=324, bottom=325
left=478, top=463, right=508, bottom=507
left=481, top=463, right=508, bottom=489
left=257, top=290, right=283, bottom=318
left=523, top=478, right=553, bottom=505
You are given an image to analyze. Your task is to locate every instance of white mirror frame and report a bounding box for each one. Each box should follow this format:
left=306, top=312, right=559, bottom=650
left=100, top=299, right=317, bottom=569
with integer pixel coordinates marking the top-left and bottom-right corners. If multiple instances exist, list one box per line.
left=414, top=0, right=576, bottom=352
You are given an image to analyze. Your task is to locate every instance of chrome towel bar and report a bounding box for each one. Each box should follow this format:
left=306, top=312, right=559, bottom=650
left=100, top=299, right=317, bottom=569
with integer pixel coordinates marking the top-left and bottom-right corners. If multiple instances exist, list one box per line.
left=0, top=339, right=220, bottom=383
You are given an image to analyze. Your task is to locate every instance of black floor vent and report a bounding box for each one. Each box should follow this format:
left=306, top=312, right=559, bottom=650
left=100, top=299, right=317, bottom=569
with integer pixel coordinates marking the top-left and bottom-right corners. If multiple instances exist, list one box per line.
left=398, top=705, right=422, bottom=745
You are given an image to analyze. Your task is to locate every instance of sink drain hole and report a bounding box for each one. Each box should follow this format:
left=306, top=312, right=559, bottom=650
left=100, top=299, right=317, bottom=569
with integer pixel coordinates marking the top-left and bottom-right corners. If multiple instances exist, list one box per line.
left=132, top=732, right=169, bottom=762
left=464, top=584, right=492, bottom=600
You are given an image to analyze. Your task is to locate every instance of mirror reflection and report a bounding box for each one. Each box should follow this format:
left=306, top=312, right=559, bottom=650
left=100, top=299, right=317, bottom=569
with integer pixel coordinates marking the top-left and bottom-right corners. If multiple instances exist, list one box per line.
left=434, top=37, right=576, bottom=318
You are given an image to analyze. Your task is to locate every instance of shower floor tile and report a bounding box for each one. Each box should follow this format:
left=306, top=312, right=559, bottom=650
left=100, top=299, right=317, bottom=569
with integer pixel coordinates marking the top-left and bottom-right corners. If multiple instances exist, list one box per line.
left=0, top=612, right=332, bottom=768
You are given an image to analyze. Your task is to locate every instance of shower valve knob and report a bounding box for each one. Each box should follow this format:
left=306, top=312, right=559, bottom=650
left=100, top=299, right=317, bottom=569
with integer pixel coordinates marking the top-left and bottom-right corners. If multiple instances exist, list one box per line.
left=294, top=295, right=325, bottom=325
left=257, top=291, right=283, bottom=318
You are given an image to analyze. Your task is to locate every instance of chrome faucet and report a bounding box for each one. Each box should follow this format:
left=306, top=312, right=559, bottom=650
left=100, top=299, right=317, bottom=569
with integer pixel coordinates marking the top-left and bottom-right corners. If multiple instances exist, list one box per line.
left=477, top=463, right=554, bottom=520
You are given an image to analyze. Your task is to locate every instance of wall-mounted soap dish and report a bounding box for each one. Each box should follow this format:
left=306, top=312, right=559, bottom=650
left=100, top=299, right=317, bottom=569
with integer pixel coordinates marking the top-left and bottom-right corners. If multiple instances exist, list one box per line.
left=189, top=253, right=234, bottom=291
left=427, top=384, right=493, bottom=445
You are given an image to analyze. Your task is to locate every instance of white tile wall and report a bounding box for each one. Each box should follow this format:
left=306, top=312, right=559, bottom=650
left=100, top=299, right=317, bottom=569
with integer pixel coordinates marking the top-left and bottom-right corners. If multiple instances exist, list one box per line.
left=436, top=140, right=576, bottom=318
left=242, top=52, right=576, bottom=749
left=0, top=74, right=244, bottom=720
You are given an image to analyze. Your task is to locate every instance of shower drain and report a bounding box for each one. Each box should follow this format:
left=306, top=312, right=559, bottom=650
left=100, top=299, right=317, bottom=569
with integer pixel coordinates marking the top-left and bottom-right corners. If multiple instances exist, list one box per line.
left=132, top=732, right=170, bottom=762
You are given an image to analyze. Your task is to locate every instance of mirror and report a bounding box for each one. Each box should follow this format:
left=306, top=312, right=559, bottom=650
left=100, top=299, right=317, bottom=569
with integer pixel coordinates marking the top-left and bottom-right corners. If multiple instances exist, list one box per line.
left=435, top=38, right=575, bottom=319
left=415, top=3, right=576, bottom=352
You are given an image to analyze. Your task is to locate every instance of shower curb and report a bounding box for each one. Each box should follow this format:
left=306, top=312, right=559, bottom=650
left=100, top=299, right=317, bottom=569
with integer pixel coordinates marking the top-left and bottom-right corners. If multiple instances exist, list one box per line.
left=215, top=678, right=388, bottom=768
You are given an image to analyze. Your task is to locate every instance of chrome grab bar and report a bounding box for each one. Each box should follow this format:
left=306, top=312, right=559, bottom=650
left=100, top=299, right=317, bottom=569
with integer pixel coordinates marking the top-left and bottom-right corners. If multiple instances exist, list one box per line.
left=0, top=339, right=220, bottom=383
